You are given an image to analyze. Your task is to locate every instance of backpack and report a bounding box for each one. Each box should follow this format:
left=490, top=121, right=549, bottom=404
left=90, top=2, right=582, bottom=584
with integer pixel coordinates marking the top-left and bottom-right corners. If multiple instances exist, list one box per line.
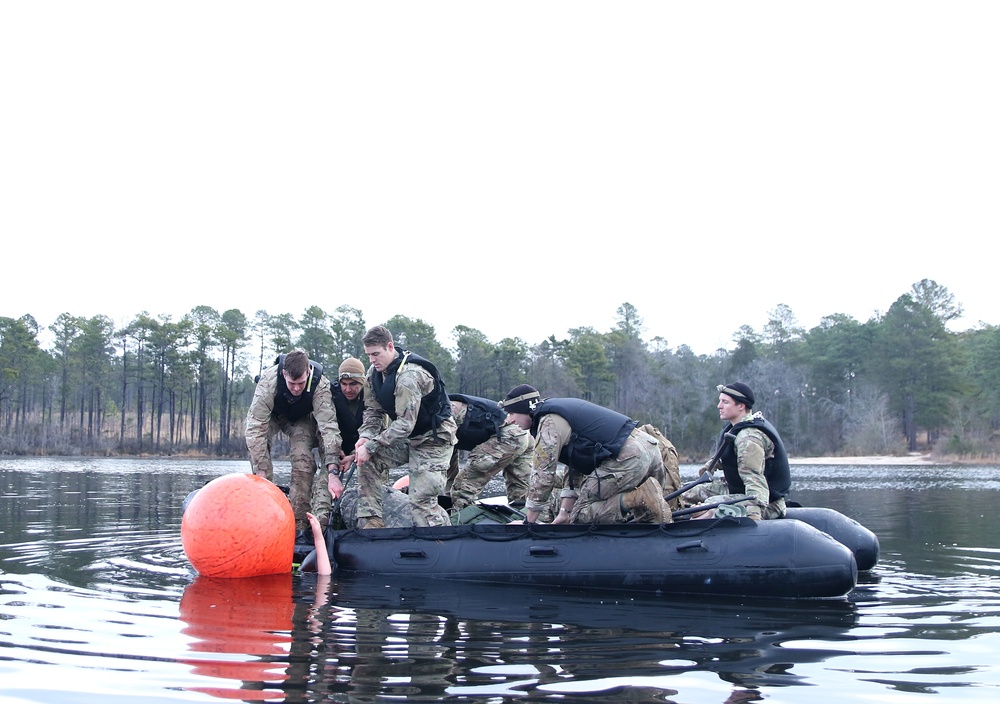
left=640, top=424, right=681, bottom=509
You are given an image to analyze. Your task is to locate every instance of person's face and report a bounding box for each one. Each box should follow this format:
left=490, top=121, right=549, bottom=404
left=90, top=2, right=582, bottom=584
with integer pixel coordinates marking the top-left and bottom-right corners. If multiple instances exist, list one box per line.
left=364, top=342, right=395, bottom=372
left=508, top=412, right=532, bottom=430
left=717, top=393, right=746, bottom=424
left=339, top=378, right=363, bottom=401
left=283, top=370, right=309, bottom=397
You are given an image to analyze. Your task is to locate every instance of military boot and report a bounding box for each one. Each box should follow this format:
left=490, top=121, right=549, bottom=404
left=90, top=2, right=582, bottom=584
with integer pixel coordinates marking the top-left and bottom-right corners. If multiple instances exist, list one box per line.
left=619, top=478, right=670, bottom=524
left=357, top=516, right=384, bottom=530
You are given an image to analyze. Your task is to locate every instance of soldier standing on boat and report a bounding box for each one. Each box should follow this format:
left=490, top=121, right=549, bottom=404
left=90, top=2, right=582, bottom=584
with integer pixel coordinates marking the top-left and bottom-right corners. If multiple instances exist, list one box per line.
left=244, top=348, right=343, bottom=533
left=688, top=382, right=791, bottom=520
left=501, top=384, right=671, bottom=525
left=353, top=325, right=457, bottom=529
left=446, top=393, right=532, bottom=512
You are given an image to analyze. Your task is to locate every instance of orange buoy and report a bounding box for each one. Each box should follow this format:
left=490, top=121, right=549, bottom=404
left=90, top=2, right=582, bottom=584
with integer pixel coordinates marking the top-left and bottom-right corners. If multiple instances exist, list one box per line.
left=181, top=473, right=295, bottom=578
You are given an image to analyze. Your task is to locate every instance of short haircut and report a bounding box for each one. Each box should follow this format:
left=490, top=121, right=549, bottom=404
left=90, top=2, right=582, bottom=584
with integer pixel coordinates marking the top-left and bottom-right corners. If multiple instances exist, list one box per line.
left=362, top=325, right=394, bottom=349
left=283, top=348, right=310, bottom=378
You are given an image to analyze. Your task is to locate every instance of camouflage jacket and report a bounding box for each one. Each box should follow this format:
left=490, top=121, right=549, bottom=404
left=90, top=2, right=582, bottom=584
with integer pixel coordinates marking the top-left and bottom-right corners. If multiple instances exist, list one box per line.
left=524, top=413, right=574, bottom=511
left=359, top=362, right=453, bottom=452
left=244, top=364, right=343, bottom=471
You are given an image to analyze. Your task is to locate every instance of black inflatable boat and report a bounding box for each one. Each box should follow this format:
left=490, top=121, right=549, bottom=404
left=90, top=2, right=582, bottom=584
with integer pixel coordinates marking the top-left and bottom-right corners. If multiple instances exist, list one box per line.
left=310, top=516, right=860, bottom=598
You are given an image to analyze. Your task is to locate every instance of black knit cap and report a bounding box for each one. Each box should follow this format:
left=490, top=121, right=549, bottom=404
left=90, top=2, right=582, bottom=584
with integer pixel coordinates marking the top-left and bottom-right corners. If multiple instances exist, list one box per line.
left=717, top=382, right=755, bottom=408
left=501, top=384, right=540, bottom=415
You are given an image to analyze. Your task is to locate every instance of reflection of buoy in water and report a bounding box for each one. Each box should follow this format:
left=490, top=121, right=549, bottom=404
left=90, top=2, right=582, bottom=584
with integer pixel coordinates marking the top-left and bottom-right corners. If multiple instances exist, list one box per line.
left=181, top=473, right=294, bottom=578
left=179, top=573, right=293, bottom=697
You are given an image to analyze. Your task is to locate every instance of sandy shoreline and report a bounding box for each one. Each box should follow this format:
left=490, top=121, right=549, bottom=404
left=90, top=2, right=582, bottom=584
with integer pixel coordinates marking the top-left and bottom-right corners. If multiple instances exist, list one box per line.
left=788, top=453, right=938, bottom=465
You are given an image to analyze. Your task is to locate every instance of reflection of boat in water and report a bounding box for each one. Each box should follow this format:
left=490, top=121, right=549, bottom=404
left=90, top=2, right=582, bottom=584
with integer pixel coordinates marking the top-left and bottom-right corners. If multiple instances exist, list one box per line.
left=313, top=517, right=860, bottom=598
left=326, top=573, right=861, bottom=689
left=332, top=570, right=860, bottom=632
left=175, top=572, right=860, bottom=700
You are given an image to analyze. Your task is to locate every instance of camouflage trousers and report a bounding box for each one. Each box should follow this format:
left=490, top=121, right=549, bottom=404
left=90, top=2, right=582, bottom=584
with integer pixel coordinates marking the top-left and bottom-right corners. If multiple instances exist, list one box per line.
left=356, top=429, right=456, bottom=528
left=570, top=429, right=670, bottom=524
left=251, top=415, right=328, bottom=531
left=684, top=475, right=786, bottom=519
left=447, top=427, right=531, bottom=512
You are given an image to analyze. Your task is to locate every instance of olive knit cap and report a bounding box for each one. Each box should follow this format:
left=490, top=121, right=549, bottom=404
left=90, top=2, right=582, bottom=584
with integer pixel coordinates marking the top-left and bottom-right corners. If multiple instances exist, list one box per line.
left=500, top=384, right=540, bottom=415
left=338, top=357, right=366, bottom=381
left=717, top=382, right=755, bottom=408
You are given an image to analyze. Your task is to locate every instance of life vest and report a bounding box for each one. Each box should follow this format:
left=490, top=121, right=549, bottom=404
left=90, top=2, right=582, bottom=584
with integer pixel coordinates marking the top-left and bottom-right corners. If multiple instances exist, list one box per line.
left=716, top=416, right=791, bottom=502
left=531, top=398, right=637, bottom=475
left=272, top=354, right=324, bottom=423
left=370, top=348, right=451, bottom=438
left=331, top=384, right=364, bottom=454
left=450, top=393, right=507, bottom=451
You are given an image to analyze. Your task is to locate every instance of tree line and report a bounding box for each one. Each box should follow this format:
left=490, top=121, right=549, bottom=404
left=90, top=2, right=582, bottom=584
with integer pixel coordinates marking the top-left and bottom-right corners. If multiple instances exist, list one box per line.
left=2, top=280, right=998, bottom=462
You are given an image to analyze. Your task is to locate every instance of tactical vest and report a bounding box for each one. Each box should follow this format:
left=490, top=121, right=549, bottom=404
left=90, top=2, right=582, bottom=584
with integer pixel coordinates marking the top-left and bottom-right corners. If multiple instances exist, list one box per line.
left=332, top=384, right=364, bottom=454
left=272, top=354, right=324, bottom=423
left=450, top=393, right=507, bottom=451
left=371, top=348, right=451, bottom=438
left=716, top=416, right=791, bottom=501
left=531, top=397, right=637, bottom=475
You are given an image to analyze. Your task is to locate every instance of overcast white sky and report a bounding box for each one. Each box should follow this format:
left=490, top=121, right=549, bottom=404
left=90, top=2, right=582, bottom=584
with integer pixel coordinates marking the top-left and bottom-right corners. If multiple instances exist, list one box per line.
left=3, top=2, right=997, bottom=355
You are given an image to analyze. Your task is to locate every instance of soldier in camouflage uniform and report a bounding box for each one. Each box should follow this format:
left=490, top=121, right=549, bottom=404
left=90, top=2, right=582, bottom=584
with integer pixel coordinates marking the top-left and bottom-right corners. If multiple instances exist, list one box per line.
left=446, top=394, right=532, bottom=512
left=353, top=326, right=457, bottom=529
left=687, top=382, right=791, bottom=520
left=502, top=385, right=671, bottom=525
left=312, top=356, right=369, bottom=524
left=245, top=348, right=342, bottom=532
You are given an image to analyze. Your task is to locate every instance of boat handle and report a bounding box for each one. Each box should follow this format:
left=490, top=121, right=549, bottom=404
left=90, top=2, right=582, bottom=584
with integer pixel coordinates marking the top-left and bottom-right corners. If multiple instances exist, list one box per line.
left=529, top=546, right=558, bottom=557
left=676, top=540, right=707, bottom=552
left=397, top=549, right=427, bottom=559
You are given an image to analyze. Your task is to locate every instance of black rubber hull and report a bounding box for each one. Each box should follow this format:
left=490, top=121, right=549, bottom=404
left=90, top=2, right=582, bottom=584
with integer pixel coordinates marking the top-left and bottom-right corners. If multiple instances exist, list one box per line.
left=325, top=517, right=858, bottom=598
left=783, top=507, right=880, bottom=571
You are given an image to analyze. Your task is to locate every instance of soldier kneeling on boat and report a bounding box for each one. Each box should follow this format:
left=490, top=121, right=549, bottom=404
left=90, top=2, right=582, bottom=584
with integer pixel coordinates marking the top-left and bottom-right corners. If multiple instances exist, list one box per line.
left=499, top=385, right=672, bottom=525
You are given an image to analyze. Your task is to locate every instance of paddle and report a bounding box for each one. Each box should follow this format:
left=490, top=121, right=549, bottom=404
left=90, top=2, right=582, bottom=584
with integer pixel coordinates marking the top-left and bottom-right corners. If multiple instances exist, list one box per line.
left=663, top=431, right=737, bottom=503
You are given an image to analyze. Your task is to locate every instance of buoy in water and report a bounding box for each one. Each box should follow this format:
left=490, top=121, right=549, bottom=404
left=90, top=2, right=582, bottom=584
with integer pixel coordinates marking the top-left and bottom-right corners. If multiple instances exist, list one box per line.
left=181, top=473, right=294, bottom=578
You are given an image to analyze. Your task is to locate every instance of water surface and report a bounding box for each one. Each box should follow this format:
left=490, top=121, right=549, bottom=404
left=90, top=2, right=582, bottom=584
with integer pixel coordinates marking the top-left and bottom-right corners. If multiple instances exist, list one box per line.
left=2, top=457, right=999, bottom=702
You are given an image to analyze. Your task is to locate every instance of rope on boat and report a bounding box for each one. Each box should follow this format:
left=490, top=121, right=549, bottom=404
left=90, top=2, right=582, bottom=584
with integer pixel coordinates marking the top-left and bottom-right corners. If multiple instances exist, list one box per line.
left=340, top=515, right=746, bottom=544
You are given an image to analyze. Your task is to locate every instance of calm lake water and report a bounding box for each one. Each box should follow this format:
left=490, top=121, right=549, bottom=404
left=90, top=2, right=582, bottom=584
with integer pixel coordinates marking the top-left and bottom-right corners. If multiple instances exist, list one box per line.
left=2, top=457, right=1000, bottom=703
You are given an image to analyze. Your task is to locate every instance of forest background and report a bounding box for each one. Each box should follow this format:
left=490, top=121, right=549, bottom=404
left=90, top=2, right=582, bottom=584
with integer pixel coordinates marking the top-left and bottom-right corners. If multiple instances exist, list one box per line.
left=2, top=278, right=998, bottom=463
